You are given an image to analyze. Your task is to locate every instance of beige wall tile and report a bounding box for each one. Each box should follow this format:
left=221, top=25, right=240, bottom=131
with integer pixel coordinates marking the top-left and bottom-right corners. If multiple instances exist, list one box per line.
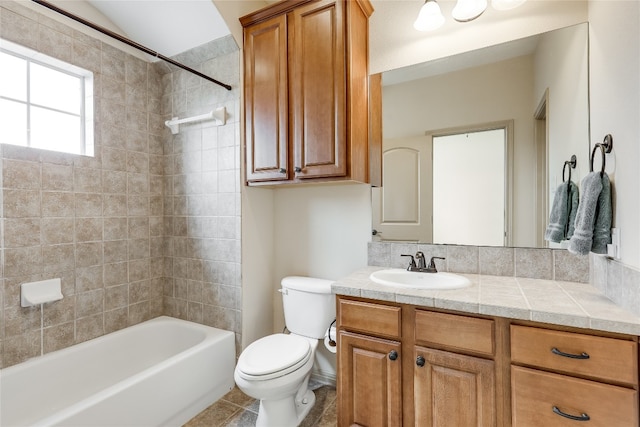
left=41, top=192, right=74, bottom=217
left=3, top=218, right=41, bottom=247
left=3, top=189, right=41, bottom=217
left=42, top=218, right=74, bottom=244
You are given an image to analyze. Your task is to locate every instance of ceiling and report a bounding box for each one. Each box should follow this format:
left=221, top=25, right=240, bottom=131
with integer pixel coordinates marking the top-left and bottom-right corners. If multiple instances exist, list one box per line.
left=84, top=0, right=232, bottom=57
left=52, top=0, right=543, bottom=81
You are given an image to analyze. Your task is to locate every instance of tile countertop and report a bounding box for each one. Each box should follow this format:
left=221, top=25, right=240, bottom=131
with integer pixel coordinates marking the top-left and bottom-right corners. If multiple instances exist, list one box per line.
left=332, top=266, right=640, bottom=336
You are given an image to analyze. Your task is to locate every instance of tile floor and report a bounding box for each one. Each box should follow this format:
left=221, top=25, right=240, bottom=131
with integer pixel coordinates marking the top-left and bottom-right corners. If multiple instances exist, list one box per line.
left=184, top=382, right=337, bottom=427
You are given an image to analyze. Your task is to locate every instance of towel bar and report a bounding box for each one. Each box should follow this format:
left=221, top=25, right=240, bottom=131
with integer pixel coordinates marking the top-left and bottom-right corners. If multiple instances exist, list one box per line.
left=590, top=134, right=613, bottom=177
left=562, top=155, right=577, bottom=183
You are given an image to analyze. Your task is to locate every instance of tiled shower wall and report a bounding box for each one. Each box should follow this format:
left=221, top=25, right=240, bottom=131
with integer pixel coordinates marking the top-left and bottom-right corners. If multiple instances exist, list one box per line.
left=0, top=1, right=165, bottom=368
left=158, top=37, right=242, bottom=352
left=0, top=1, right=242, bottom=368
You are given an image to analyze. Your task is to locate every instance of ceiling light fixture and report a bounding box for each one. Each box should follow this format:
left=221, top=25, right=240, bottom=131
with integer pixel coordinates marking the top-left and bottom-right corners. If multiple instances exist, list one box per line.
left=413, top=0, right=445, bottom=32
left=414, top=0, right=526, bottom=31
left=452, top=0, right=487, bottom=22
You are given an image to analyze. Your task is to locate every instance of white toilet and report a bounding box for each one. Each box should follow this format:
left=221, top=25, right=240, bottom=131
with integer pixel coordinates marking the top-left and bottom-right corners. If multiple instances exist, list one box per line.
left=234, top=276, right=336, bottom=427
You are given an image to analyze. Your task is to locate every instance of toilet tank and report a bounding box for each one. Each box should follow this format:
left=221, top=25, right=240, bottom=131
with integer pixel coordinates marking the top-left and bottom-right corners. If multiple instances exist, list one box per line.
left=281, top=276, right=336, bottom=339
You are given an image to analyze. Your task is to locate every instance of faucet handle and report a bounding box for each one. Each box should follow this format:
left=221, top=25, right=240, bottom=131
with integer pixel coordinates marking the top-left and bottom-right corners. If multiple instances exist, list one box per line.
left=428, top=256, right=446, bottom=271
left=401, top=254, right=416, bottom=270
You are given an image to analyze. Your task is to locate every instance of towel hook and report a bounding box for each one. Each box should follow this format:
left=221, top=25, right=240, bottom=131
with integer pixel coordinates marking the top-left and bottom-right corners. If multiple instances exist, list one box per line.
left=590, top=134, right=613, bottom=177
left=562, top=155, right=577, bottom=183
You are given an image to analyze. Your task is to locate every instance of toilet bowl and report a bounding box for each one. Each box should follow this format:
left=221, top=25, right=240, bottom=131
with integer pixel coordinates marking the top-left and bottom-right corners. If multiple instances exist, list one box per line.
left=234, top=334, right=318, bottom=426
left=234, top=276, right=335, bottom=427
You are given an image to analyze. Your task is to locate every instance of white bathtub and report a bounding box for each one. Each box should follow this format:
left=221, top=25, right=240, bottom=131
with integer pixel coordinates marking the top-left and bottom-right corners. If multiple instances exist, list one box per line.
left=0, top=316, right=236, bottom=427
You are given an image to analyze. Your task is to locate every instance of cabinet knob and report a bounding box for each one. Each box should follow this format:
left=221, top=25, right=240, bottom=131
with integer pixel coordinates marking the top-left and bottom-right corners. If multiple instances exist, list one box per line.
left=416, top=355, right=426, bottom=367
left=294, top=166, right=302, bottom=173
left=279, top=168, right=286, bottom=174
left=388, top=350, right=398, bottom=361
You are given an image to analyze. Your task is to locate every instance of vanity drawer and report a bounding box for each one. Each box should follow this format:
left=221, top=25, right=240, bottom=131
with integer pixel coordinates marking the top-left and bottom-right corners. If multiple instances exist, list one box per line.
left=415, top=310, right=494, bottom=356
left=511, top=366, right=638, bottom=427
left=511, top=325, right=638, bottom=385
left=338, top=299, right=401, bottom=339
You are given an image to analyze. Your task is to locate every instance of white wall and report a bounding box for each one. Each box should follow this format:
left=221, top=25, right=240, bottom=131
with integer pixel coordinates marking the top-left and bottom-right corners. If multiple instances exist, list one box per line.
left=272, top=184, right=372, bottom=330
left=588, top=1, right=640, bottom=269
left=534, top=24, right=589, bottom=200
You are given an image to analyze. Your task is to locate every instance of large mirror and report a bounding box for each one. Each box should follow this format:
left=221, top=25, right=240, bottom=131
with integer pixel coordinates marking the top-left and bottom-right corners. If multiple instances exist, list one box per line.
left=372, top=23, right=589, bottom=248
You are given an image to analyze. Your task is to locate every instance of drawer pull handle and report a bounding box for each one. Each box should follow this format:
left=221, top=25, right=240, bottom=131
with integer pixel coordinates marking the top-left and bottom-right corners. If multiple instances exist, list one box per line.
left=551, top=347, right=590, bottom=359
left=388, top=350, right=398, bottom=361
left=552, top=406, right=590, bottom=422
left=416, top=355, right=426, bottom=367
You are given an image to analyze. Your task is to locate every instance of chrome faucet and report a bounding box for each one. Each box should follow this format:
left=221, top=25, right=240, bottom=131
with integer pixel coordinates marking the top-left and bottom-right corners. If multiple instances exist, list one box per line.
left=401, top=252, right=445, bottom=273
left=415, top=251, right=427, bottom=270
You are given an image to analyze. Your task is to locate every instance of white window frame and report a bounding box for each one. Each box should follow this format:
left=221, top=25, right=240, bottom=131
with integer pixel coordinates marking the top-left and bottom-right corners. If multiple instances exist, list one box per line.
left=0, top=39, right=94, bottom=156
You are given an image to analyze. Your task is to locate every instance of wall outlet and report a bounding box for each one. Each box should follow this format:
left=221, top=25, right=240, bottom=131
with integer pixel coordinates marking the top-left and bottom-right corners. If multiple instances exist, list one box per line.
left=609, top=228, right=621, bottom=260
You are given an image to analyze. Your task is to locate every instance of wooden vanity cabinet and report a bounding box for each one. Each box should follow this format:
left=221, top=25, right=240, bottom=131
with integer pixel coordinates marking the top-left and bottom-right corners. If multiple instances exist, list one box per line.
left=336, top=297, right=504, bottom=426
left=241, top=0, right=377, bottom=186
left=337, top=296, right=640, bottom=427
left=510, top=325, right=639, bottom=427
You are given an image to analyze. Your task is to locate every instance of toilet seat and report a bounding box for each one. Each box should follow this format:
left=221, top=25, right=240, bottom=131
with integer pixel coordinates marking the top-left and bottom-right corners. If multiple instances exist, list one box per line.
left=236, top=334, right=312, bottom=381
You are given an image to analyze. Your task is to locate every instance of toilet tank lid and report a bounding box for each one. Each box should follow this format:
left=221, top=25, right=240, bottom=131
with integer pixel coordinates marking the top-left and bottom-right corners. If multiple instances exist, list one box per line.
left=281, top=276, right=335, bottom=294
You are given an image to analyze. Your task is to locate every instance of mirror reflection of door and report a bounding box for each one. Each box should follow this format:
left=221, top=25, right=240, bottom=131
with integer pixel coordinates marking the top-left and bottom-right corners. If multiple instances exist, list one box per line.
left=373, top=122, right=512, bottom=245
left=432, top=129, right=506, bottom=246
left=372, top=135, right=432, bottom=242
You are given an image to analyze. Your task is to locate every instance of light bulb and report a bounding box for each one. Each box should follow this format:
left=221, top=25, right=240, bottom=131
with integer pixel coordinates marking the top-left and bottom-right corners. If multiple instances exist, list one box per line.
left=414, top=0, right=445, bottom=31
left=452, top=0, right=488, bottom=22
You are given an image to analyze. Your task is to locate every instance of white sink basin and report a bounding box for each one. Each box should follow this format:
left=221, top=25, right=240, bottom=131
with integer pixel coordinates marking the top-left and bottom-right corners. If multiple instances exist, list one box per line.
left=369, top=269, right=471, bottom=290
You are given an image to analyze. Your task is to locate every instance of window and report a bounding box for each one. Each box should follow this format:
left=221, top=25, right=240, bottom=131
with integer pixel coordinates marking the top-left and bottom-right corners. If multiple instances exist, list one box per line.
left=0, top=39, right=94, bottom=156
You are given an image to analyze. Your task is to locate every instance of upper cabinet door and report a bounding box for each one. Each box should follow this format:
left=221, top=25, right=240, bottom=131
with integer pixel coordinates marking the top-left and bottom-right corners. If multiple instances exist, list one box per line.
left=289, top=0, right=347, bottom=180
left=243, top=15, right=289, bottom=183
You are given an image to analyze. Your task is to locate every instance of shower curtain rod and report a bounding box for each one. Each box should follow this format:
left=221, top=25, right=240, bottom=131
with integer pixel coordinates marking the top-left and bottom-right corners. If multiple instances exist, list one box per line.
left=31, top=0, right=232, bottom=91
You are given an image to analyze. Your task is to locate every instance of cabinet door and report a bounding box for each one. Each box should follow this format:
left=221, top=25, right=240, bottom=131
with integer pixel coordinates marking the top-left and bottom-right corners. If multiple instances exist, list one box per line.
left=338, top=331, right=402, bottom=427
left=414, top=346, right=496, bottom=427
left=243, top=14, right=288, bottom=183
left=289, top=0, right=347, bottom=179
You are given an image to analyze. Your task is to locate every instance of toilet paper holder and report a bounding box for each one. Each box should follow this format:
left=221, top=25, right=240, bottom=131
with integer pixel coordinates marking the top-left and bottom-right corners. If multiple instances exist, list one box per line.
left=326, top=319, right=337, bottom=347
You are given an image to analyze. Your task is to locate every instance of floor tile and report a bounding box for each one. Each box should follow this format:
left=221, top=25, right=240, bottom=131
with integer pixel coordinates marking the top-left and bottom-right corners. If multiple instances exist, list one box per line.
left=184, top=384, right=336, bottom=427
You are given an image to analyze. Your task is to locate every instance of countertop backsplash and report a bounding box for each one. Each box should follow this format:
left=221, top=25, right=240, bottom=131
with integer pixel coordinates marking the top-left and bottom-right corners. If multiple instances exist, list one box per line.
left=368, top=242, right=640, bottom=319
left=368, top=242, right=590, bottom=283
left=591, top=253, right=640, bottom=318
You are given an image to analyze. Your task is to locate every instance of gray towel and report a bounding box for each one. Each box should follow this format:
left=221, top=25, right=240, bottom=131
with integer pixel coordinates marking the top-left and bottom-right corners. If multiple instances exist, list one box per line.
left=568, top=172, right=612, bottom=255
left=592, top=173, right=612, bottom=253
left=545, top=181, right=579, bottom=243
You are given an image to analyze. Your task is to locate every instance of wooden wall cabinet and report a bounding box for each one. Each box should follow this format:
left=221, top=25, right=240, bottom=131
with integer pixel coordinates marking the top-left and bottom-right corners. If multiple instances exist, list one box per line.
left=241, top=0, right=379, bottom=186
left=337, top=296, right=640, bottom=427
